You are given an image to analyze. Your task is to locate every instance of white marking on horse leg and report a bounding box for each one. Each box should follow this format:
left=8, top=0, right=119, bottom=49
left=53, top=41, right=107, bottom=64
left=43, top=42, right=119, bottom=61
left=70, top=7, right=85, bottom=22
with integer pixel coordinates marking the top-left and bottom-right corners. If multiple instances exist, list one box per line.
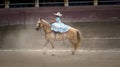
left=72, top=49, right=76, bottom=55
left=52, top=48, right=55, bottom=56
left=50, top=41, right=55, bottom=56
left=71, top=48, right=74, bottom=55
left=43, top=47, right=47, bottom=55
left=43, top=41, right=49, bottom=55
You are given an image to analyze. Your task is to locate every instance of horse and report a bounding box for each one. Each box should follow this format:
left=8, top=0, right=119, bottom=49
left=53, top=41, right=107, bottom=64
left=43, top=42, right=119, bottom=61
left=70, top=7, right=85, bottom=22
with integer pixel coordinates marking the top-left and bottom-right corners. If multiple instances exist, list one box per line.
left=35, top=18, right=82, bottom=56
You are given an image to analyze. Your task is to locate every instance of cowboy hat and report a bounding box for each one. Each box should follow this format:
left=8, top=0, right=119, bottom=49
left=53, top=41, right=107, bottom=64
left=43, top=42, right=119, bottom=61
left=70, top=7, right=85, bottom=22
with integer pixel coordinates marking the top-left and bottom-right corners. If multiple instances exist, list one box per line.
left=54, top=12, right=62, bottom=17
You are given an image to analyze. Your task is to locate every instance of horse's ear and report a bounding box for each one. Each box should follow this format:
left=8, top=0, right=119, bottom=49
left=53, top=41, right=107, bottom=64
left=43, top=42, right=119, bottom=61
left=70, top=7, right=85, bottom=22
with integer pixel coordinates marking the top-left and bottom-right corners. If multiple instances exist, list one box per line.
left=39, top=18, right=42, bottom=21
left=39, top=18, right=43, bottom=21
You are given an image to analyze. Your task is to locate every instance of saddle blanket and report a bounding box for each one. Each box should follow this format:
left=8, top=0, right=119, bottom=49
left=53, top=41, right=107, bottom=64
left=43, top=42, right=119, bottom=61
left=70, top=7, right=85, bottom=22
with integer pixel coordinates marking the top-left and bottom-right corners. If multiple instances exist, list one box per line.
left=51, top=22, right=70, bottom=33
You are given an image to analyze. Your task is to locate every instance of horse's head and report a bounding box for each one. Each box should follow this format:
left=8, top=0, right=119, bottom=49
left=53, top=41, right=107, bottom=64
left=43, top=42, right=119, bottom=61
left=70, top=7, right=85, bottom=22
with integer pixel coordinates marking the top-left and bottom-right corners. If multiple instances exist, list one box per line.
left=35, top=18, right=51, bottom=31
left=35, top=18, right=43, bottom=31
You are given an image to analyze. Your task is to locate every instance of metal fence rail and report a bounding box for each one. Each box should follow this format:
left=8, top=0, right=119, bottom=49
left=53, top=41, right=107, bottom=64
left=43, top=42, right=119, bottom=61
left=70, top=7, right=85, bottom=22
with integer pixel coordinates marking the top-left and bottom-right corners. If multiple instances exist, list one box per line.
left=0, top=0, right=120, bottom=8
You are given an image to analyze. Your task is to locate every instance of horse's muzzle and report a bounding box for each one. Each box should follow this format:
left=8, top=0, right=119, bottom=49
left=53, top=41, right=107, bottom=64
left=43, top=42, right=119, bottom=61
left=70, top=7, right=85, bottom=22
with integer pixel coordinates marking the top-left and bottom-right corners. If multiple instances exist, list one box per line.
left=35, top=27, right=40, bottom=31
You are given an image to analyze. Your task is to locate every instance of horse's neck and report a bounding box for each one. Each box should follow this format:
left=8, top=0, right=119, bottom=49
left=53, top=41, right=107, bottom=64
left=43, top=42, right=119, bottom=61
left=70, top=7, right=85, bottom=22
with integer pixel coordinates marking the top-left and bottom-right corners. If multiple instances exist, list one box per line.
left=42, top=23, right=51, bottom=33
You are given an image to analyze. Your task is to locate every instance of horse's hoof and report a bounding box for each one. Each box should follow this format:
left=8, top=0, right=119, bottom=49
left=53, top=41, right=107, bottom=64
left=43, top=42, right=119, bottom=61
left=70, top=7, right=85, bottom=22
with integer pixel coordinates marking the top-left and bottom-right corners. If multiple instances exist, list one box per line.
left=43, top=52, right=46, bottom=55
left=52, top=54, right=55, bottom=56
left=72, top=52, right=75, bottom=55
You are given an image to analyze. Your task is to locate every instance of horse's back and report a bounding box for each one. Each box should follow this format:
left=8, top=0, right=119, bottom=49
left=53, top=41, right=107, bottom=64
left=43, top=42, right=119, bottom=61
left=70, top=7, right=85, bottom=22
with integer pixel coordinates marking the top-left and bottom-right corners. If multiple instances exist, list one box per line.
left=67, top=27, right=78, bottom=34
left=46, top=27, right=79, bottom=41
left=46, top=31, right=67, bottom=41
left=66, top=27, right=80, bottom=39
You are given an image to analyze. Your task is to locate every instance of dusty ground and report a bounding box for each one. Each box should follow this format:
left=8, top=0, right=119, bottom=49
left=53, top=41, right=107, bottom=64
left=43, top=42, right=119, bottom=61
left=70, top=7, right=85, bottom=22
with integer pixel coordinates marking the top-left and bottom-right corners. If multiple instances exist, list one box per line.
left=0, top=22, right=120, bottom=49
left=0, top=50, right=120, bottom=67
left=0, top=22, right=120, bottom=67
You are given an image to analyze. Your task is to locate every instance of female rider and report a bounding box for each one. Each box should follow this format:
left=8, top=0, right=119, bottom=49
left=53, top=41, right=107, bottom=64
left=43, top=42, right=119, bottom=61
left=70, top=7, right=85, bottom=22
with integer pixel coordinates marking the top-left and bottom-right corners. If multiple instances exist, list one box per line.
left=50, top=12, right=70, bottom=33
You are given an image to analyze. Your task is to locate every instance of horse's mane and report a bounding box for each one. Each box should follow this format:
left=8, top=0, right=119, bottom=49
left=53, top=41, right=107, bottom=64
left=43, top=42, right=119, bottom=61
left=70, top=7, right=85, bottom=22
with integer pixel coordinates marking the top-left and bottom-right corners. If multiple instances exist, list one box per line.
left=41, top=19, right=50, bottom=24
left=40, top=18, right=51, bottom=28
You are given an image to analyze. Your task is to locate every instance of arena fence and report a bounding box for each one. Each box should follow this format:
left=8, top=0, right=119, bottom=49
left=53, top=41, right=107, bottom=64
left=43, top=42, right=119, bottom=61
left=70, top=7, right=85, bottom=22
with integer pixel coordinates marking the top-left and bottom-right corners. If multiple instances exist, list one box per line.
left=0, top=0, right=120, bottom=8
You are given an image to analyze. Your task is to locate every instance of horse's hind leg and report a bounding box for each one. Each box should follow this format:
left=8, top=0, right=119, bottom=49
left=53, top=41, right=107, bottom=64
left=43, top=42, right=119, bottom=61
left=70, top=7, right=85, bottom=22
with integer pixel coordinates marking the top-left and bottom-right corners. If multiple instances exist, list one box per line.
left=72, top=46, right=77, bottom=55
left=69, top=40, right=77, bottom=55
left=72, top=42, right=78, bottom=55
left=71, top=45, right=76, bottom=55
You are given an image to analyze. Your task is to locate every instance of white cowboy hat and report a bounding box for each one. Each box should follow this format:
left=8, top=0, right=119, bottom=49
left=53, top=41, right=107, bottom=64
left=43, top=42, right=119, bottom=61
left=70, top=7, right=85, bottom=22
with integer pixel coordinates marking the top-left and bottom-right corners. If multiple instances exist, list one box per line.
left=54, top=12, right=62, bottom=17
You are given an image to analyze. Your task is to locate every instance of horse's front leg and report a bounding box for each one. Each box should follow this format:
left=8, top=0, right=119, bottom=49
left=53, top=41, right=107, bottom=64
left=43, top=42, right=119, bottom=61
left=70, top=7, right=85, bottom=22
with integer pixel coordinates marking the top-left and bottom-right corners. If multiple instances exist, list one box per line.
left=50, top=41, right=55, bottom=56
left=43, top=40, right=49, bottom=55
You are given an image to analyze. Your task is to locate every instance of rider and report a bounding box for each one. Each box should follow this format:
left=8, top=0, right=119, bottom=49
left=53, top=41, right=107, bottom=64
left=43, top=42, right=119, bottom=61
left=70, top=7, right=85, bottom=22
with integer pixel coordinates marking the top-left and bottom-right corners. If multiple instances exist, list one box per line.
left=50, top=12, right=70, bottom=33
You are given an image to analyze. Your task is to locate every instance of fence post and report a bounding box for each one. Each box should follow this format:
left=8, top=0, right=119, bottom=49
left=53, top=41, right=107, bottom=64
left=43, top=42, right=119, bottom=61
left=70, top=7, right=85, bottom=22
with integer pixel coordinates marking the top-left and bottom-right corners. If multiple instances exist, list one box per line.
left=5, top=0, right=9, bottom=8
left=64, top=0, right=69, bottom=7
left=94, top=0, right=98, bottom=6
left=35, top=0, right=39, bottom=7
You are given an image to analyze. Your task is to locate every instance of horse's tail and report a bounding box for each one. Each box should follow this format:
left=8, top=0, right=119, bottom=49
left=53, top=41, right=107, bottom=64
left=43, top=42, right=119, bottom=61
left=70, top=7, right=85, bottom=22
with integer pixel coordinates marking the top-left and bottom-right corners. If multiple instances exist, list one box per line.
left=76, top=29, right=82, bottom=49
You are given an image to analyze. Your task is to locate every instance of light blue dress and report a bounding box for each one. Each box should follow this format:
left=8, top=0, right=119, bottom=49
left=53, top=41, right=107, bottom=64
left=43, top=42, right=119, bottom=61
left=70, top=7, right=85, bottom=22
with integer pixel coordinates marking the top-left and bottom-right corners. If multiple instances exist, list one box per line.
left=51, top=17, right=70, bottom=33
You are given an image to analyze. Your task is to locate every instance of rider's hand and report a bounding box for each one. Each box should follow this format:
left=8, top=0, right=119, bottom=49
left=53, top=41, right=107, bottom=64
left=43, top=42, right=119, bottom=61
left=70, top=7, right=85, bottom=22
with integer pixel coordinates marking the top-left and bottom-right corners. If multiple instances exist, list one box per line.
left=50, top=19, right=56, bottom=23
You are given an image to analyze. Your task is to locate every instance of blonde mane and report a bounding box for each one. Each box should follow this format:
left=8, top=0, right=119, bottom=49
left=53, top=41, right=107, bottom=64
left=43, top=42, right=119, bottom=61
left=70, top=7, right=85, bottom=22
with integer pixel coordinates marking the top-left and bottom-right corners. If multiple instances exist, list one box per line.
left=41, top=19, right=50, bottom=26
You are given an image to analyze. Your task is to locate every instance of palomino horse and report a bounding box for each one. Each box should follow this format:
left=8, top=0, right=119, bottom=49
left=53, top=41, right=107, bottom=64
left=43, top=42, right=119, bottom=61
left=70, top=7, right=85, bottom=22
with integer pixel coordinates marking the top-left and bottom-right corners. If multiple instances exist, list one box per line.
left=35, top=18, right=82, bottom=56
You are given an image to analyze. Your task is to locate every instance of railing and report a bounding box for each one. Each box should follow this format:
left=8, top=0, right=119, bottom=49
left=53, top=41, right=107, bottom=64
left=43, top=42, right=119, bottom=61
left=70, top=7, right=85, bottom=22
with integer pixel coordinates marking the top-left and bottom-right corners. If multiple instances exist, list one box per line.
left=69, top=1, right=93, bottom=6
left=9, top=3, right=34, bottom=8
left=0, top=0, right=120, bottom=8
left=0, top=4, right=4, bottom=8
left=99, top=1, right=120, bottom=5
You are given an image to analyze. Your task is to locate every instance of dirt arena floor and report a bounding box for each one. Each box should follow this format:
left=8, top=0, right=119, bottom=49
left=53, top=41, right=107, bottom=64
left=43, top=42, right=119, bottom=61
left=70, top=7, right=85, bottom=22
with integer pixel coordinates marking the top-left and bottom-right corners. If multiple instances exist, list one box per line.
left=0, top=22, right=120, bottom=67
left=0, top=50, right=120, bottom=67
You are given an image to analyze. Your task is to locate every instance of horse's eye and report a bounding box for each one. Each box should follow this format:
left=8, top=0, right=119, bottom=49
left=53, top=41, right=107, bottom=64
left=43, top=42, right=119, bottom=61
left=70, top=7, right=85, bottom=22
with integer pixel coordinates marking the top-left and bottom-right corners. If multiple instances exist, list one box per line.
left=36, top=23, right=40, bottom=27
left=39, top=23, right=41, bottom=25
